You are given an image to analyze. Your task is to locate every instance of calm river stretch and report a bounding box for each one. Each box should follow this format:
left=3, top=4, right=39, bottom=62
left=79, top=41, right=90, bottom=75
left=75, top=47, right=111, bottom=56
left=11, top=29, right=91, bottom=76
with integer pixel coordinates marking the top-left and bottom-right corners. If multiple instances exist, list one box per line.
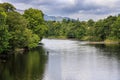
left=0, top=39, right=120, bottom=80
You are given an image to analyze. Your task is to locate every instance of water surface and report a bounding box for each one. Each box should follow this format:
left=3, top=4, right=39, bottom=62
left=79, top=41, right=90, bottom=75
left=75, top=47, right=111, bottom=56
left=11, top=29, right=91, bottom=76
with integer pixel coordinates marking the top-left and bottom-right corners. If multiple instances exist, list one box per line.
left=0, top=39, right=120, bottom=80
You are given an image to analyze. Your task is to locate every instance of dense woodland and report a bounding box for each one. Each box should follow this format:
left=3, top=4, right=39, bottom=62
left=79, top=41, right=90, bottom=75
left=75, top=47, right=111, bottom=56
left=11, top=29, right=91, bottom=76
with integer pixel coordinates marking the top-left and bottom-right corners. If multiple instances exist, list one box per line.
left=0, top=3, right=47, bottom=53
left=45, top=15, right=120, bottom=42
left=0, top=3, right=120, bottom=54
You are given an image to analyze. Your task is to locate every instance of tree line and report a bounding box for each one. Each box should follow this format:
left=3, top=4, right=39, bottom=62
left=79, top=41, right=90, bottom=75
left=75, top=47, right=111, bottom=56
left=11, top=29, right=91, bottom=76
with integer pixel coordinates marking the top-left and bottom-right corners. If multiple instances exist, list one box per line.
left=0, top=3, right=47, bottom=54
left=0, top=3, right=120, bottom=54
left=45, top=15, right=120, bottom=42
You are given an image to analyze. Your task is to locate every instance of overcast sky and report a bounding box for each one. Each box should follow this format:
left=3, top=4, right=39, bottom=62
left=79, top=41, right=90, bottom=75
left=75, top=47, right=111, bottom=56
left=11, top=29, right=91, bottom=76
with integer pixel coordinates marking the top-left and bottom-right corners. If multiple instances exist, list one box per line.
left=0, top=0, right=120, bottom=21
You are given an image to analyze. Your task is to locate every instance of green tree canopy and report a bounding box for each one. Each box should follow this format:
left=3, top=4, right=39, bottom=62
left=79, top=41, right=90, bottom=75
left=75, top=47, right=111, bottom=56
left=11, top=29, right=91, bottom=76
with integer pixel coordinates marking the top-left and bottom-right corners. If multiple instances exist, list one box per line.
left=6, top=11, right=40, bottom=49
left=0, top=3, right=16, bottom=12
left=0, top=9, right=10, bottom=53
left=23, top=8, right=47, bottom=40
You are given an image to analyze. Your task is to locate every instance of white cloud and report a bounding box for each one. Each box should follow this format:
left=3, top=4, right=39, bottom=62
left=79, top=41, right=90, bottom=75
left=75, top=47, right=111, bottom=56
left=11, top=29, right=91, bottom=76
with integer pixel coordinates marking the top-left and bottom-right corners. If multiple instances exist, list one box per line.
left=1, top=0, right=120, bottom=20
left=58, top=0, right=76, bottom=5
left=69, top=9, right=119, bottom=21
left=84, top=0, right=118, bottom=8
left=13, top=3, right=33, bottom=10
left=0, top=0, right=3, bottom=3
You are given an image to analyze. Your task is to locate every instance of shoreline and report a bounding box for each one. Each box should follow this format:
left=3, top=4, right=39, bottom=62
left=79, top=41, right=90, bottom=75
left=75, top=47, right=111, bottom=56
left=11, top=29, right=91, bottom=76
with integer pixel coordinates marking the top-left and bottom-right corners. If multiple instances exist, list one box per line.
left=44, top=37, right=120, bottom=45
left=87, top=41, right=119, bottom=45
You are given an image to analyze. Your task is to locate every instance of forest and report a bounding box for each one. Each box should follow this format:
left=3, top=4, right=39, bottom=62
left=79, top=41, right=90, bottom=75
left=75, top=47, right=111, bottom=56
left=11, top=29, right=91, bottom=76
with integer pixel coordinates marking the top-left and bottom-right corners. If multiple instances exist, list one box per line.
left=45, top=16, right=120, bottom=43
left=0, top=2, right=120, bottom=54
left=0, top=3, right=47, bottom=54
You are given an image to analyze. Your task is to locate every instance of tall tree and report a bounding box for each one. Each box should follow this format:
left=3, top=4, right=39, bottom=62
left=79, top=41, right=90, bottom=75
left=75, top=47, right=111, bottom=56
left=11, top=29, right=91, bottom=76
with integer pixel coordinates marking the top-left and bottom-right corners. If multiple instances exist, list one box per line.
left=6, top=11, right=39, bottom=49
left=0, top=9, right=10, bottom=53
left=23, top=8, right=47, bottom=40
left=110, top=16, right=120, bottom=40
left=104, top=16, right=117, bottom=39
left=0, top=3, right=16, bottom=12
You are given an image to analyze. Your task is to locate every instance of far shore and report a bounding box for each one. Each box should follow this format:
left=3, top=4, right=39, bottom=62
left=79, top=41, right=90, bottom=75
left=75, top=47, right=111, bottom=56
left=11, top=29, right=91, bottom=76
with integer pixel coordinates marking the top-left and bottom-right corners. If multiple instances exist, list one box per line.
left=87, top=41, right=119, bottom=45
left=44, top=37, right=120, bottom=45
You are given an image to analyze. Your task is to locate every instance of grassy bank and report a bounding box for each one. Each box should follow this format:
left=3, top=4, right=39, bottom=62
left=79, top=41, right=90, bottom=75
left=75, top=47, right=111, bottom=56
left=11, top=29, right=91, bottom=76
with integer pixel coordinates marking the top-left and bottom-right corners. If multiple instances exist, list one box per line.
left=45, top=36, right=120, bottom=45
left=44, top=36, right=67, bottom=39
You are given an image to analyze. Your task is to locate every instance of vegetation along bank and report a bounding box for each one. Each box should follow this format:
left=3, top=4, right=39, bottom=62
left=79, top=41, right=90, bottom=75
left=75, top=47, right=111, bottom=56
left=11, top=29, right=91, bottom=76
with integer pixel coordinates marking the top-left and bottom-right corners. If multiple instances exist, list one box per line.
left=0, top=2, right=120, bottom=54
left=0, top=3, right=47, bottom=54
left=45, top=15, right=120, bottom=44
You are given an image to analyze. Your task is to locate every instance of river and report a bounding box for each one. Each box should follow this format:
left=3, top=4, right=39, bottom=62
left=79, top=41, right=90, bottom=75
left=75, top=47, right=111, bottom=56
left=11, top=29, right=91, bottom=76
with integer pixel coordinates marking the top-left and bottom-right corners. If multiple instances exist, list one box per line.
left=0, top=39, right=120, bottom=80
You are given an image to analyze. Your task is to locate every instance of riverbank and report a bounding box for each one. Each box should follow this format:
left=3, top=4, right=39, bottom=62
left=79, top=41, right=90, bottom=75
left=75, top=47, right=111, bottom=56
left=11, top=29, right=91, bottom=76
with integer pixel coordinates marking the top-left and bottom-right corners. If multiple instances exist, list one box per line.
left=44, top=37, right=120, bottom=45
left=45, top=36, right=67, bottom=40
left=0, top=47, right=28, bottom=61
left=87, top=41, right=119, bottom=45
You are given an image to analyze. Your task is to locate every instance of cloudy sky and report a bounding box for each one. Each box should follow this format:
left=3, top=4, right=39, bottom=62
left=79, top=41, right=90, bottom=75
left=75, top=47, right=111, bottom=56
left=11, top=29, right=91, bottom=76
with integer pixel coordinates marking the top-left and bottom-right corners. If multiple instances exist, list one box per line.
left=0, top=0, right=120, bottom=21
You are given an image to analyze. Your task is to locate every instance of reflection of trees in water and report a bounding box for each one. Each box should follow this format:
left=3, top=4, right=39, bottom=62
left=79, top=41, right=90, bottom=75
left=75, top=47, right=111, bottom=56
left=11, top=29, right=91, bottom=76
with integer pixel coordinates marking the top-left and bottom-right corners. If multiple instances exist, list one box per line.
left=89, top=44, right=120, bottom=60
left=0, top=46, right=48, bottom=80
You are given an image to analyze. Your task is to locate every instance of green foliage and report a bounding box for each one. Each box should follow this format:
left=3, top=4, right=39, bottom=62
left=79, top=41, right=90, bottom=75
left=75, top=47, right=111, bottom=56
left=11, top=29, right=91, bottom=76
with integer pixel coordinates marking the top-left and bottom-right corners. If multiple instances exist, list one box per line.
left=0, top=2, right=120, bottom=54
left=6, top=11, right=28, bottom=49
left=45, top=19, right=86, bottom=39
left=45, top=15, right=120, bottom=42
left=0, top=10, right=10, bottom=53
left=23, top=8, right=47, bottom=40
left=23, top=29, right=40, bottom=48
left=0, top=3, right=16, bottom=12
left=6, top=10, right=45, bottom=49
left=110, top=16, right=120, bottom=40
left=0, top=3, right=46, bottom=53
left=86, top=19, right=95, bottom=38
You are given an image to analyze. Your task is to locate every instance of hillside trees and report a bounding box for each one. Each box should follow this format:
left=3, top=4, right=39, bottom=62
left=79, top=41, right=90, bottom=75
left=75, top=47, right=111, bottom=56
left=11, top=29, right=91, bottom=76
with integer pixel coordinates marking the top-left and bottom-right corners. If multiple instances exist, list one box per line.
left=0, top=3, right=47, bottom=53
left=45, top=15, right=120, bottom=42
left=6, top=11, right=40, bottom=49
left=23, top=8, right=47, bottom=40
left=110, top=16, right=120, bottom=40
left=0, top=8, right=10, bottom=53
left=0, top=3, right=16, bottom=12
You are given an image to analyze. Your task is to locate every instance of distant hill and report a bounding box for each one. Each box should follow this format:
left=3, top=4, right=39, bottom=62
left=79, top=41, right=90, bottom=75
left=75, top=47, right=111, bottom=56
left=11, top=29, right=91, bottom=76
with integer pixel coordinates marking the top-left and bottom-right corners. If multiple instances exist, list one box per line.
left=44, top=15, right=73, bottom=21
left=16, top=9, right=24, bottom=14
left=16, top=9, right=74, bottom=21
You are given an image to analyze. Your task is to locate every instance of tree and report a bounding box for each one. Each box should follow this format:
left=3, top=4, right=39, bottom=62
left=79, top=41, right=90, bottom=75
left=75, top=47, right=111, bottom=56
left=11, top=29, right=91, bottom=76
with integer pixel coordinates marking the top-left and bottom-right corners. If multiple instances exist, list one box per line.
left=94, top=20, right=106, bottom=41
left=6, top=12, right=26, bottom=49
left=6, top=11, right=41, bottom=49
left=23, top=8, right=47, bottom=40
left=110, top=16, right=120, bottom=40
left=23, top=28, right=40, bottom=48
left=87, top=19, right=94, bottom=27
left=0, top=3, right=48, bottom=53
left=0, top=9, right=10, bottom=53
left=0, top=3, right=16, bottom=12
left=104, top=16, right=117, bottom=39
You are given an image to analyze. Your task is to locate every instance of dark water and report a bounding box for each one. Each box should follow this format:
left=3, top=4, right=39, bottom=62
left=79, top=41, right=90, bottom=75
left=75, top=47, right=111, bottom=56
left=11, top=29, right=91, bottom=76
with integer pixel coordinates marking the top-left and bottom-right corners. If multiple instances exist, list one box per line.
left=0, top=46, right=48, bottom=80
left=0, top=39, right=120, bottom=80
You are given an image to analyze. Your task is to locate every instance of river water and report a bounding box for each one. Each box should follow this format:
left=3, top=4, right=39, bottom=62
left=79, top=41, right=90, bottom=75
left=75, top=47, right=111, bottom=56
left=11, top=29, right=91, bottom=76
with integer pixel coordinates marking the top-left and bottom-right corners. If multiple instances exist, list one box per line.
left=0, top=39, right=120, bottom=80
